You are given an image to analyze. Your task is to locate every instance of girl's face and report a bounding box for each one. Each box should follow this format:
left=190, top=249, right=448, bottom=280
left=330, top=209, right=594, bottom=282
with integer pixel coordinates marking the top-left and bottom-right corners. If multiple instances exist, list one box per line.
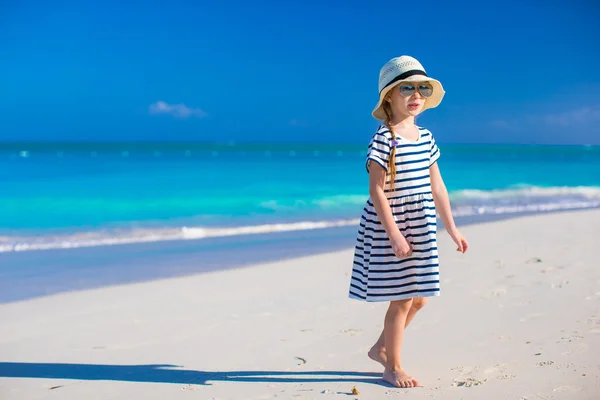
left=386, top=81, right=433, bottom=118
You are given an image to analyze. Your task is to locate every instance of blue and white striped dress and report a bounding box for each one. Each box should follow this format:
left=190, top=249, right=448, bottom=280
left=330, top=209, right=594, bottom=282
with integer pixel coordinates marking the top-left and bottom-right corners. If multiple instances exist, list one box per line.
left=349, top=125, right=441, bottom=302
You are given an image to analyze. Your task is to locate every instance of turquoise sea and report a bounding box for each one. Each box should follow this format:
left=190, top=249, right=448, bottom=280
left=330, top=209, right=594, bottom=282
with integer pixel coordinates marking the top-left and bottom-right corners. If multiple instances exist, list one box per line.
left=1, top=141, right=599, bottom=253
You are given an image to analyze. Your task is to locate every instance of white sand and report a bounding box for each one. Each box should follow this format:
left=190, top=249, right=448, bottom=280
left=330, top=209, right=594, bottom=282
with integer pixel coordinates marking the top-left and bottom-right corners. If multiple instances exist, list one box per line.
left=1, top=210, right=599, bottom=400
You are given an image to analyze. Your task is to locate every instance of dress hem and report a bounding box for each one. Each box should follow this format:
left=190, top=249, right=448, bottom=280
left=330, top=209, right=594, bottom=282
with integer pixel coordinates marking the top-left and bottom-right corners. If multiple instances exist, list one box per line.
left=348, top=291, right=440, bottom=302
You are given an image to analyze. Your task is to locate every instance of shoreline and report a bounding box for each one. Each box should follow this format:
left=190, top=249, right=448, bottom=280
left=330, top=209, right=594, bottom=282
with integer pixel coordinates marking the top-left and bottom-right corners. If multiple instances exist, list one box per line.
left=2, top=186, right=599, bottom=253
left=1, top=209, right=598, bottom=399
left=1, top=207, right=598, bottom=304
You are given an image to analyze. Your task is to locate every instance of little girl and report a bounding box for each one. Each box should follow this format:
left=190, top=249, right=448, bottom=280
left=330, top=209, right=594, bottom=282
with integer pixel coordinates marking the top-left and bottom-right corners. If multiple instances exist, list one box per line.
left=349, top=55, right=469, bottom=388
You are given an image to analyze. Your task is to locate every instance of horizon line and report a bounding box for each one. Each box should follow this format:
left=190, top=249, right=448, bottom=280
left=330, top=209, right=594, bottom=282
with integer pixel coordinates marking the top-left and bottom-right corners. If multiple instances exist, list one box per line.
left=0, top=140, right=598, bottom=148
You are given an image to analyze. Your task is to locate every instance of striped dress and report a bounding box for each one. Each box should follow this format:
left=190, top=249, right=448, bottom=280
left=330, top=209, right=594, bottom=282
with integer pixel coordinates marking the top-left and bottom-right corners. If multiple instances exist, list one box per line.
left=349, top=125, right=441, bottom=302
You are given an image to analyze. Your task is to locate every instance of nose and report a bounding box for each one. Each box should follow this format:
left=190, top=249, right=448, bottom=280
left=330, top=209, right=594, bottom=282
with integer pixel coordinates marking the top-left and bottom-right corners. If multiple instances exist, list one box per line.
left=412, top=90, right=424, bottom=99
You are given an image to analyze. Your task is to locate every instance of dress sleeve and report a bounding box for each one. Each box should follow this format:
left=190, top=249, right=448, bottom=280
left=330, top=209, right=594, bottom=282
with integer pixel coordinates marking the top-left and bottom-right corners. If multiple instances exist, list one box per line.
left=366, top=130, right=391, bottom=173
left=429, top=132, right=440, bottom=166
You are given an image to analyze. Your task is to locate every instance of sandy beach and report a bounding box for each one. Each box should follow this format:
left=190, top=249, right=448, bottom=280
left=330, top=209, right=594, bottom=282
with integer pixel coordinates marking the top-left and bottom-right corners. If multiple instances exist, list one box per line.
left=1, top=210, right=599, bottom=399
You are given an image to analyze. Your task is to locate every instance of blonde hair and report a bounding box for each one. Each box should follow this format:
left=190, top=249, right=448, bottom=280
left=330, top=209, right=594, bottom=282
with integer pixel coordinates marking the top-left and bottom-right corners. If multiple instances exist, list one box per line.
left=382, top=99, right=397, bottom=192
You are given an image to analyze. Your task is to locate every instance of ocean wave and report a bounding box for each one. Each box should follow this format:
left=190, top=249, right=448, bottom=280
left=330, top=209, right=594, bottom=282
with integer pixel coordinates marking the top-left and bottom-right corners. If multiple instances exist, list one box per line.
left=451, top=200, right=600, bottom=217
left=1, top=186, right=599, bottom=253
left=258, top=195, right=367, bottom=211
left=311, top=195, right=368, bottom=207
left=312, top=186, right=600, bottom=209
left=450, top=185, right=600, bottom=200
left=0, top=219, right=361, bottom=253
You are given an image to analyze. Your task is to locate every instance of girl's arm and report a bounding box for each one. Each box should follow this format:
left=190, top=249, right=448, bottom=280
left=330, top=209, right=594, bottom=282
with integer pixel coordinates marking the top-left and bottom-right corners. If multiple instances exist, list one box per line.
left=430, top=162, right=456, bottom=231
left=368, top=162, right=412, bottom=256
left=430, top=162, right=469, bottom=253
left=368, top=162, right=401, bottom=240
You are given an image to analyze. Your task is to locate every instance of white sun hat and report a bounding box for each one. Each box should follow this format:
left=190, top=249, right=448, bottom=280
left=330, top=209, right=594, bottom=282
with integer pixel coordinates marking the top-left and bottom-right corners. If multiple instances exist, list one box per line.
left=372, top=55, right=445, bottom=120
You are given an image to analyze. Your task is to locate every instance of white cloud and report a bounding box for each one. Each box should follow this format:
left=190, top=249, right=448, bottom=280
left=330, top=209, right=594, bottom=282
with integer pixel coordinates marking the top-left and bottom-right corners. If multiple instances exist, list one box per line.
left=149, top=101, right=207, bottom=119
left=491, top=105, right=600, bottom=130
left=539, top=106, right=600, bottom=126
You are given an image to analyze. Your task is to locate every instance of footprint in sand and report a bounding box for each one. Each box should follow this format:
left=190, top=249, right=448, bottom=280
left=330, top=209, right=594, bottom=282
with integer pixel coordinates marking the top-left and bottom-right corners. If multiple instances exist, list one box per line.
left=483, top=363, right=518, bottom=379
left=496, top=374, right=516, bottom=380
left=562, top=342, right=590, bottom=354
left=450, top=365, right=479, bottom=374
left=483, top=363, right=509, bottom=374
left=585, top=316, right=600, bottom=325
left=585, top=317, right=600, bottom=333
left=537, top=361, right=555, bottom=367
left=452, top=377, right=486, bottom=387
left=557, top=335, right=584, bottom=343
left=556, top=362, right=576, bottom=370
left=585, top=292, right=600, bottom=300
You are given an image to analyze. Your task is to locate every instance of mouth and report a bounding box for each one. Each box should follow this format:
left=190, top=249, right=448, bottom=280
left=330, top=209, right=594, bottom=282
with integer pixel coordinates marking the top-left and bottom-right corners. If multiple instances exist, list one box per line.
left=408, top=103, right=421, bottom=110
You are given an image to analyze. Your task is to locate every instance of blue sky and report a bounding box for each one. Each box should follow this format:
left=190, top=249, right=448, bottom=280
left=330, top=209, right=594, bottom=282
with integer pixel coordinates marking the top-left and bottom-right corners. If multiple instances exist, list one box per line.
left=1, top=0, right=599, bottom=145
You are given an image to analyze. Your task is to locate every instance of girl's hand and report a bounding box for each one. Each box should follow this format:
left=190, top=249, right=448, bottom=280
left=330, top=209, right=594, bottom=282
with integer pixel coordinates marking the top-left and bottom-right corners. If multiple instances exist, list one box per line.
left=391, top=234, right=413, bottom=258
left=448, top=228, right=469, bottom=253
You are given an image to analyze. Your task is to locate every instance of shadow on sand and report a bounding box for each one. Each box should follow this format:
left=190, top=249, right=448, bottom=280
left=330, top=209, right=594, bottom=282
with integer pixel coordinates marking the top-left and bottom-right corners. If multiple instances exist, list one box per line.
left=0, top=362, right=383, bottom=387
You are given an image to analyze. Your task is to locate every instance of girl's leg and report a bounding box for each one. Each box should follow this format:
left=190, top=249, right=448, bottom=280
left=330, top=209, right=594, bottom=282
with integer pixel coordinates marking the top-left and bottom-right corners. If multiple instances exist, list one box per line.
left=368, top=298, right=428, bottom=367
left=404, top=297, right=428, bottom=327
left=367, top=331, right=387, bottom=366
left=381, top=298, right=420, bottom=388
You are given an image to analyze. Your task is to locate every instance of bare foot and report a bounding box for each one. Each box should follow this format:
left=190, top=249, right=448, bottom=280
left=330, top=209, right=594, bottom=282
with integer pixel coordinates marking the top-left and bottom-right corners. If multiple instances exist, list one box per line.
left=382, top=368, right=420, bottom=388
left=368, top=345, right=387, bottom=368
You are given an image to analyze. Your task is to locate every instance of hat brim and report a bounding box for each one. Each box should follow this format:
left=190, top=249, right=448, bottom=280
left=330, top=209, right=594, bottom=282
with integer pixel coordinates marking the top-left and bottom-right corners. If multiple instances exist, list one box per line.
left=372, top=76, right=445, bottom=120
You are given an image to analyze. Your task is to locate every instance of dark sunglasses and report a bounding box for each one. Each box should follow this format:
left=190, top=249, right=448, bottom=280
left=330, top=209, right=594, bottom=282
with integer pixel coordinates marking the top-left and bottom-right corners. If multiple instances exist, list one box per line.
left=397, top=83, right=433, bottom=98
